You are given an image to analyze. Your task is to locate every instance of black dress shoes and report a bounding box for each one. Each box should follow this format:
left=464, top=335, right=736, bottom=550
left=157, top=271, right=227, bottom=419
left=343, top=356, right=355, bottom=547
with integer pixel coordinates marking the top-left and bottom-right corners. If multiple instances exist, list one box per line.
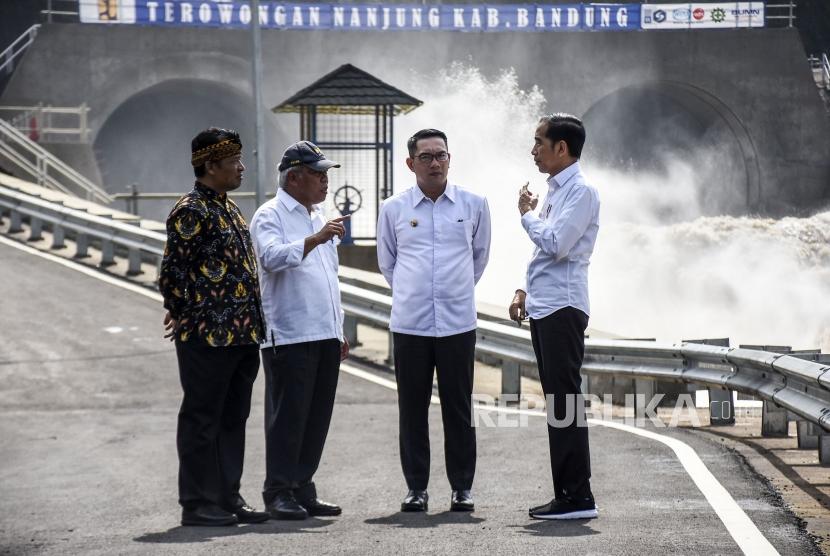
left=299, top=498, right=342, bottom=517
left=450, top=490, right=474, bottom=512
left=267, top=491, right=309, bottom=520
left=225, top=497, right=270, bottom=524
left=401, top=490, right=428, bottom=512
left=181, top=504, right=238, bottom=526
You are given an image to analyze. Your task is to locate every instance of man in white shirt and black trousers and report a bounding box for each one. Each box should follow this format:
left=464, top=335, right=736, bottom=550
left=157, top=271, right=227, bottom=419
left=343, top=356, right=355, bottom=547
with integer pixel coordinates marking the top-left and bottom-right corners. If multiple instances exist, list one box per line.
left=509, top=114, right=600, bottom=520
left=377, top=129, right=491, bottom=513
left=250, top=141, right=349, bottom=520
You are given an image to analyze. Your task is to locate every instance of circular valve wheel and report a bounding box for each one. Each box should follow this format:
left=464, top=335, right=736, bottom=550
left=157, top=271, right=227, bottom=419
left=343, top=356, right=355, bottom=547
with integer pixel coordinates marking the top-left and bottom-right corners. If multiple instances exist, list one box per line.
left=333, top=184, right=363, bottom=215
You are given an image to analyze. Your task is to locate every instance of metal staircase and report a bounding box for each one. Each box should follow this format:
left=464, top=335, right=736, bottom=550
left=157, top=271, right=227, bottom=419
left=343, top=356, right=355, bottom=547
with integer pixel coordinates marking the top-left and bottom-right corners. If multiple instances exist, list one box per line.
left=0, top=118, right=112, bottom=204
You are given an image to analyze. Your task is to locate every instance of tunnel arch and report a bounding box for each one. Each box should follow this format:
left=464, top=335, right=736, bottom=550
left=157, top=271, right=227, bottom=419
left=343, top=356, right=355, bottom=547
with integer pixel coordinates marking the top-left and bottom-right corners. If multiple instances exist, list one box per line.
left=93, top=78, right=280, bottom=221
left=581, top=80, right=761, bottom=216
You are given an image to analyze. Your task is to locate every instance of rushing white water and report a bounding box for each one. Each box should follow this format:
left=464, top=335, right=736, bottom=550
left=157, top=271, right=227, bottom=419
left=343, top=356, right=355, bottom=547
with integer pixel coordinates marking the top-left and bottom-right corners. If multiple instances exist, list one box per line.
left=393, top=64, right=830, bottom=351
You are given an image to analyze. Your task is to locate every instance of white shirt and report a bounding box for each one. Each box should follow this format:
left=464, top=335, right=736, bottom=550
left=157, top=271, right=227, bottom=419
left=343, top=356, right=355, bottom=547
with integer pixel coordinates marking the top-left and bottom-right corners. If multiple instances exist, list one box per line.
left=377, top=184, right=491, bottom=337
left=250, top=190, right=343, bottom=346
left=521, top=161, right=600, bottom=320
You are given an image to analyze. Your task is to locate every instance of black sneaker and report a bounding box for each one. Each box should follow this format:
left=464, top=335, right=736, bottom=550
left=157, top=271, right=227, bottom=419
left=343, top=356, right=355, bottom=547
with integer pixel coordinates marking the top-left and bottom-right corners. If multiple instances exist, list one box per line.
left=529, top=497, right=598, bottom=520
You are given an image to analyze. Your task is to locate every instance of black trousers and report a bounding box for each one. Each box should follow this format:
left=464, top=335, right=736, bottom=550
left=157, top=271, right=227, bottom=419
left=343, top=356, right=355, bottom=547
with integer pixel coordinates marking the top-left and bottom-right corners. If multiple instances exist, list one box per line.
left=393, top=330, right=476, bottom=491
left=529, top=307, right=593, bottom=501
left=174, top=341, right=260, bottom=510
left=262, top=339, right=341, bottom=505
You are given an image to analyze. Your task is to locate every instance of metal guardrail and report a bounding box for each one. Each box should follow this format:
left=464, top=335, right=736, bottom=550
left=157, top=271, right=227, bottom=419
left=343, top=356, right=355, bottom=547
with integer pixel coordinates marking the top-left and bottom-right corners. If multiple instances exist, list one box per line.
left=0, top=119, right=112, bottom=204
left=2, top=179, right=829, bottom=463
left=0, top=104, right=92, bottom=144
left=765, top=2, right=796, bottom=27
left=0, top=24, right=40, bottom=76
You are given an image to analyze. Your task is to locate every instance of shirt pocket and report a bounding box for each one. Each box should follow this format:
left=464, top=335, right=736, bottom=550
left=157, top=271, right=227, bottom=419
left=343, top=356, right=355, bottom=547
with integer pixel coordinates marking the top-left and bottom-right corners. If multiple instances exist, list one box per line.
left=447, top=218, right=474, bottom=247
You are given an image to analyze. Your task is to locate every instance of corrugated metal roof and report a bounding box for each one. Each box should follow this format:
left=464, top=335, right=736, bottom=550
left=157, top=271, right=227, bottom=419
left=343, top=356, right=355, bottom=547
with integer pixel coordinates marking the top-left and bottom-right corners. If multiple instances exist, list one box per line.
left=272, top=63, right=423, bottom=115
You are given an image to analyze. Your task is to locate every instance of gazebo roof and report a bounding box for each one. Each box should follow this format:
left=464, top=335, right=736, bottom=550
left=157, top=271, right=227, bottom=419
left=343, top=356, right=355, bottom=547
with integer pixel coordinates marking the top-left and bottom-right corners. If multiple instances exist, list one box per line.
left=272, top=63, right=422, bottom=116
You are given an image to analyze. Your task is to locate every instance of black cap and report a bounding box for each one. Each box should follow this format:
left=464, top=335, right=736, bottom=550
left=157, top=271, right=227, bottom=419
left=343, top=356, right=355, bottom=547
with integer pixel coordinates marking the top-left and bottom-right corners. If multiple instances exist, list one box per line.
left=278, top=140, right=341, bottom=172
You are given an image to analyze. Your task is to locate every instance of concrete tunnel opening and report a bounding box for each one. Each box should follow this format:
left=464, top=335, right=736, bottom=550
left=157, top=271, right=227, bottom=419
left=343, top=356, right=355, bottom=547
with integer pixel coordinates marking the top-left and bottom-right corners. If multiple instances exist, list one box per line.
left=93, top=78, right=278, bottom=221
left=581, top=82, right=760, bottom=218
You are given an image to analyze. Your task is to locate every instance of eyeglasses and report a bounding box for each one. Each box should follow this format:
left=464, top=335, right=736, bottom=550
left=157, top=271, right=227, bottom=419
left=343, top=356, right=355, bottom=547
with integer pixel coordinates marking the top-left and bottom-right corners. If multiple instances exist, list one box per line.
left=415, top=151, right=449, bottom=164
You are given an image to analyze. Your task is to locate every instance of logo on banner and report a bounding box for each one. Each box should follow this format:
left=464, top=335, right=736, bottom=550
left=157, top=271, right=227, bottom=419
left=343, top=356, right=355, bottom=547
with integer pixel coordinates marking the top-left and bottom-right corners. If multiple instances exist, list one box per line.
left=711, top=7, right=726, bottom=22
left=692, top=7, right=705, bottom=20
left=653, top=9, right=666, bottom=23
left=99, top=0, right=118, bottom=20
left=672, top=8, right=690, bottom=21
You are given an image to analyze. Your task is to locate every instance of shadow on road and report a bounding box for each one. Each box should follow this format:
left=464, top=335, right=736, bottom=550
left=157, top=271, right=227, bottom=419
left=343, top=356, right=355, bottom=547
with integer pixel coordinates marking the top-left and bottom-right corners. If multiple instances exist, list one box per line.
left=515, top=520, right=600, bottom=537
left=365, top=511, right=485, bottom=528
left=133, top=518, right=334, bottom=544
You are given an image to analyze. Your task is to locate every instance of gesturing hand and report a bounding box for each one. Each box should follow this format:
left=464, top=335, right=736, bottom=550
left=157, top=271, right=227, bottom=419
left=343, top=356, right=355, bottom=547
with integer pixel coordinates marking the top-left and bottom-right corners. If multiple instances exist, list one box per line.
left=518, top=182, right=538, bottom=216
left=316, top=215, right=351, bottom=243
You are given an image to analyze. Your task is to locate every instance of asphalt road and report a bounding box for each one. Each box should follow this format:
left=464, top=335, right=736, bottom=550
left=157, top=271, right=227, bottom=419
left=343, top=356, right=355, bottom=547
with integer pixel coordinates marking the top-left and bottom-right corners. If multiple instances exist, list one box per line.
left=0, top=240, right=820, bottom=555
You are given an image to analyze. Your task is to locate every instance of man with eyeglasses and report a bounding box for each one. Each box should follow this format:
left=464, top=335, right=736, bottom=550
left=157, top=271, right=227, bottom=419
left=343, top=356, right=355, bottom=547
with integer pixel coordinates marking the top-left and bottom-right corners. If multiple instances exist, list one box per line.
left=250, top=141, right=349, bottom=520
left=377, top=128, right=491, bottom=513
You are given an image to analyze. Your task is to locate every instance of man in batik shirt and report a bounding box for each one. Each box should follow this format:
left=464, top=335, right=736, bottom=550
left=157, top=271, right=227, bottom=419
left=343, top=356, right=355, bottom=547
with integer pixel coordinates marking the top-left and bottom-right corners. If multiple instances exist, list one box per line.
left=159, top=127, right=269, bottom=527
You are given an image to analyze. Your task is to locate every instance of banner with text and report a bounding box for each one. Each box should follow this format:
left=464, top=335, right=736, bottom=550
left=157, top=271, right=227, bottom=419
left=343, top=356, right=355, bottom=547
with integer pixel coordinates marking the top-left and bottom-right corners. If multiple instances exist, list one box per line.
left=640, top=2, right=765, bottom=28
left=80, top=1, right=642, bottom=31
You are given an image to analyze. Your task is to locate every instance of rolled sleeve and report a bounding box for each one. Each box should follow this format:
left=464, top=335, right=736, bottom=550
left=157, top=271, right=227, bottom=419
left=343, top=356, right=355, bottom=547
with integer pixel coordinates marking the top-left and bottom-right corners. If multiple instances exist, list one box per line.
left=521, top=187, right=593, bottom=261
left=251, top=210, right=305, bottom=273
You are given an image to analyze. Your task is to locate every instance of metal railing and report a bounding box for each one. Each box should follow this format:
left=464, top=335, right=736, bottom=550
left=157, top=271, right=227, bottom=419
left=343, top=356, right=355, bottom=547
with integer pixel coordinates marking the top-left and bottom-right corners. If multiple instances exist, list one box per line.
left=765, top=2, right=796, bottom=27
left=0, top=104, right=91, bottom=144
left=2, top=177, right=828, bottom=462
left=0, top=24, right=41, bottom=76
left=0, top=119, right=112, bottom=203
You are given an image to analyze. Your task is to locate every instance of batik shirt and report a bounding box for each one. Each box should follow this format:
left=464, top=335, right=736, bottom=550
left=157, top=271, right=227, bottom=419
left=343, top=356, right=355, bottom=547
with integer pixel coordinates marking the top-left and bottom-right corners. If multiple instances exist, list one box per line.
left=159, top=181, right=266, bottom=346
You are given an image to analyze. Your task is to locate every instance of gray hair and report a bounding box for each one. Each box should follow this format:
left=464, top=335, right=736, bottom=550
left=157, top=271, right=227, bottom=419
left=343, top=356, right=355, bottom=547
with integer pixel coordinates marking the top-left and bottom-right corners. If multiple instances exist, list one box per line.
left=277, top=165, right=302, bottom=189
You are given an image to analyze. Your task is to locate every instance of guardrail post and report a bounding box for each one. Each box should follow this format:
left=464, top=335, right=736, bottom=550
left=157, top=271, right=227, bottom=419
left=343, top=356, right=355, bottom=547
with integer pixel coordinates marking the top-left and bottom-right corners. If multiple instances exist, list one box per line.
left=761, top=400, right=789, bottom=436
left=75, top=233, right=90, bottom=258
left=28, top=217, right=42, bottom=241
left=501, top=361, right=520, bottom=397
left=708, top=388, right=735, bottom=426
left=51, top=224, right=65, bottom=249
left=796, top=420, right=819, bottom=449
left=9, top=209, right=22, bottom=233
left=343, top=315, right=358, bottom=347
left=634, top=379, right=654, bottom=420
left=386, top=332, right=394, bottom=366
left=820, top=432, right=830, bottom=466
left=100, top=240, right=115, bottom=266
left=127, top=248, right=142, bottom=275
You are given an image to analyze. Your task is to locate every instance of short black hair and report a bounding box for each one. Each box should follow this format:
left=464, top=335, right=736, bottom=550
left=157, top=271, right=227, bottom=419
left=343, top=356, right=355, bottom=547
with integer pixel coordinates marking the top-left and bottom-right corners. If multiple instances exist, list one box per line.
left=191, top=127, right=242, bottom=177
left=407, top=128, right=448, bottom=158
left=538, top=114, right=585, bottom=159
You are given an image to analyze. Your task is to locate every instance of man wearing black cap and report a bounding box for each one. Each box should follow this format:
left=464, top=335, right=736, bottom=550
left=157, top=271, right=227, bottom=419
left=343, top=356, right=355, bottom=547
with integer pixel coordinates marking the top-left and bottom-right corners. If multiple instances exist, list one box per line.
left=250, top=140, right=349, bottom=520
left=159, top=127, right=270, bottom=526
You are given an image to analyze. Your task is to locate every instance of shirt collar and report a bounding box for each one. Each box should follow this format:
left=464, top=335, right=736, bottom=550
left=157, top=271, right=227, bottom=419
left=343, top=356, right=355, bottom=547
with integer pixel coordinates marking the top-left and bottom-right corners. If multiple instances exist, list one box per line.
left=195, top=180, right=227, bottom=202
left=277, top=189, right=302, bottom=213
left=411, top=183, right=455, bottom=207
left=547, top=161, right=581, bottom=190
left=278, top=189, right=321, bottom=216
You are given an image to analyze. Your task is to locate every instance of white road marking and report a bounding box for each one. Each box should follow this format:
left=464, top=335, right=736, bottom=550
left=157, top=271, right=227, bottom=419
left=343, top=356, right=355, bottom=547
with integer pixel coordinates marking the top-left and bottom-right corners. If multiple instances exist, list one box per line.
left=341, top=364, right=780, bottom=556
left=2, top=236, right=778, bottom=555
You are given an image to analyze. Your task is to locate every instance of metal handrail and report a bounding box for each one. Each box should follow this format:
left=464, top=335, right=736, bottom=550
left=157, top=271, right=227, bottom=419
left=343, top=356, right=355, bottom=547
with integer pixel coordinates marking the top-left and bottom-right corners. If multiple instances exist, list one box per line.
left=0, top=119, right=112, bottom=203
left=1, top=179, right=828, bottom=436
left=765, top=2, right=797, bottom=27
left=0, top=24, right=40, bottom=75
left=822, top=53, right=830, bottom=90
left=0, top=104, right=91, bottom=143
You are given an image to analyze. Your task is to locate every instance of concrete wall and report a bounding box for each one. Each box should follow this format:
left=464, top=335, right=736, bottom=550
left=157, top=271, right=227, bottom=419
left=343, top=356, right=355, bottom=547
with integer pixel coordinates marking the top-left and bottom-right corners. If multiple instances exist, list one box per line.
left=3, top=23, right=829, bottom=215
